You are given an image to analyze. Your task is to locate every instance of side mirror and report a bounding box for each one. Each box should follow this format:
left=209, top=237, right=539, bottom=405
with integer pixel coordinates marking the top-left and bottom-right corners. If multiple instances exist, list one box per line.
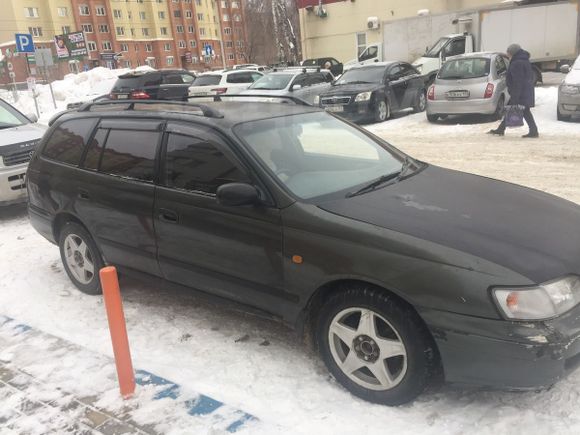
left=26, top=113, right=38, bottom=123
left=291, top=84, right=302, bottom=91
left=216, top=183, right=259, bottom=207
left=560, top=64, right=571, bottom=74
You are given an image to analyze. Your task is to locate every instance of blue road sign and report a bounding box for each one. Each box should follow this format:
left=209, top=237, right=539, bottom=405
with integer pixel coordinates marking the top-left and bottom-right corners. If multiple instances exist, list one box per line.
left=15, top=33, right=35, bottom=53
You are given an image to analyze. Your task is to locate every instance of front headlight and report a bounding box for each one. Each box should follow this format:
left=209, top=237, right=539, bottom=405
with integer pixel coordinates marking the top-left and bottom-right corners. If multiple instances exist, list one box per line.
left=355, top=92, right=372, bottom=102
left=561, top=84, right=580, bottom=95
left=493, top=275, right=580, bottom=320
left=313, top=95, right=320, bottom=105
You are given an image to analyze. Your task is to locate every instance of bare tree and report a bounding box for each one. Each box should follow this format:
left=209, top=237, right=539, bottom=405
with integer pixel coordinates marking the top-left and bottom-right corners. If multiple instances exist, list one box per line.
left=243, top=0, right=301, bottom=66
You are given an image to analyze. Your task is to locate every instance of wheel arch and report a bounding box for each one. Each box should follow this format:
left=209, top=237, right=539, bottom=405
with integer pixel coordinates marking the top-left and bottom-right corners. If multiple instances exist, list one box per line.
left=52, top=212, right=86, bottom=242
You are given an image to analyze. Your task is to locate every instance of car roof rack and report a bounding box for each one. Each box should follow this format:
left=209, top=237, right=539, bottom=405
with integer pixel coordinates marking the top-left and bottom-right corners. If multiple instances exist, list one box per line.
left=186, top=94, right=313, bottom=106
left=76, top=99, right=224, bottom=118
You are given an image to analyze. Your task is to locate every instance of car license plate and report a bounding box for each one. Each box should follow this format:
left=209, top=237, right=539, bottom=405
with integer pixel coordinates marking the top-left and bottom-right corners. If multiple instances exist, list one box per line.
left=326, top=105, right=344, bottom=113
left=117, top=94, right=129, bottom=99
left=447, top=90, right=469, bottom=99
left=192, top=92, right=208, bottom=97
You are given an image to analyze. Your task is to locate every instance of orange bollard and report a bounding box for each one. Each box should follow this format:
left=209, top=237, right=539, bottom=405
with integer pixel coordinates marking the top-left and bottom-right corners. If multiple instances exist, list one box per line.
left=100, top=266, right=136, bottom=399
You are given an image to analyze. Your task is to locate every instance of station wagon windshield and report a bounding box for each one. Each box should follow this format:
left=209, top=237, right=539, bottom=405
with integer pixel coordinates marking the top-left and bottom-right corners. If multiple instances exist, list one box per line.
left=438, top=58, right=491, bottom=79
left=0, top=99, right=29, bottom=129
left=249, top=74, right=294, bottom=90
left=235, top=112, right=405, bottom=200
left=336, top=66, right=384, bottom=85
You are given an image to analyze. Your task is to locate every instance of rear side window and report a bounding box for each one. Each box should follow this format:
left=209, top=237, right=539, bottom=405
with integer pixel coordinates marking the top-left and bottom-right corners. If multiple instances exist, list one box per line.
left=227, top=72, right=258, bottom=84
left=84, top=128, right=159, bottom=182
left=164, top=133, right=249, bottom=194
left=42, top=119, right=96, bottom=166
left=192, top=75, right=221, bottom=86
left=162, top=74, right=184, bottom=85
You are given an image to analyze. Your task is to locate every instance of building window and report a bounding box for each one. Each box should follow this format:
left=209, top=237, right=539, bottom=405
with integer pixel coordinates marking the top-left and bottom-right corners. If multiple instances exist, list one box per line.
left=121, top=43, right=129, bottom=52
left=356, top=32, right=367, bottom=57
left=185, top=10, right=192, bottom=18
left=176, top=25, right=184, bottom=33
left=236, top=40, right=244, bottom=48
left=99, top=24, right=109, bottom=33
left=57, top=7, right=68, bottom=17
left=222, top=14, right=229, bottom=21
left=95, top=6, right=106, bottom=16
left=135, top=44, right=139, bottom=52
left=128, top=11, right=132, bottom=19
left=28, top=27, right=43, bottom=37
left=228, top=53, right=234, bottom=61
left=174, top=10, right=181, bottom=18
left=79, top=5, right=90, bottom=16
left=116, top=27, right=125, bottom=36
left=234, top=14, right=241, bottom=22
left=130, top=28, right=135, bottom=36
left=199, top=27, right=205, bottom=36
left=139, top=11, right=146, bottom=20
left=82, top=24, right=93, bottom=33
left=164, top=43, right=171, bottom=51
left=124, top=60, right=132, bottom=68
left=224, top=27, right=231, bottom=35
left=187, top=25, right=194, bottom=33
left=226, top=41, right=233, bottom=48
left=87, top=41, right=97, bottom=51
left=24, top=7, right=39, bottom=17
left=221, top=1, right=228, bottom=7
left=190, top=40, right=196, bottom=48
left=179, top=40, right=186, bottom=48
left=102, top=41, right=112, bottom=51
left=113, top=9, right=122, bottom=19
left=62, top=26, right=71, bottom=34
left=238, top=53, right=244, bottom=60
left=160, top=27, right=168, bottom=35
left=197, top=13, right=203, bottom=21
left=158, top=11, right=165, bottom=19
left=142, top=28, right=149, bottom=36
left=166, top=56, right=174, bottom=65
left=232, top=1, right=239, bottom=8
left=145, top=44, right=152, bottom=52
left=196, top=0, right=201, bottom=5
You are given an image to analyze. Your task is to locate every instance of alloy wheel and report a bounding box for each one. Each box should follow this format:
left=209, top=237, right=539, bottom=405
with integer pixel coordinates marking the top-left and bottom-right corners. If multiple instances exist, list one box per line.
left=63, top=234, right=95, bottom=285
left=328, top=307, right=407, bottom=391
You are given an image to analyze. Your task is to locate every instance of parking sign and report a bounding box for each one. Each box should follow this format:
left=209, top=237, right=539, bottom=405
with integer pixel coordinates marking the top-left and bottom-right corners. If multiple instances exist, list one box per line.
left=15, top=33, right=35, bottom=53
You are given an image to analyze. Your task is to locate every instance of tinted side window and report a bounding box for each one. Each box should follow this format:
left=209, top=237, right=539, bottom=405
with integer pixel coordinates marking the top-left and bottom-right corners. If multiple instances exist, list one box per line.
left=143, top=73, right=162, bottom=87
left=495, top=56, right=507, bottom=75
left=99, top=129, right=159, bottom=182
left=226, top=72, right=251, bottom=83
left=42, top=119, right=96, bottom=166
left=83, top=128, right=108, bottom=170
left=165, top=133, right=249, bottom=194
left=163, top=74, right=184, bottom=84
left=388, top=65, right=402, bottom=80
left=445, top=38, right=466, bottom=57
left=400, top=63, right=417, bottom=77
left=306, top=73, right=326, bottom=86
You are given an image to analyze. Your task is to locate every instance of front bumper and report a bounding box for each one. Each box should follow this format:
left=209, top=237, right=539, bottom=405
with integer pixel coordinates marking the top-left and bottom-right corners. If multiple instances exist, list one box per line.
left=420, top=305, right=580, bottom=389
left=321, top=100, right=374, bottom=123
left=0, top=164, right=28, bottom=206
left=427, top=97, right=498, bottom=116
left=558, top=92, right=580, bottom=116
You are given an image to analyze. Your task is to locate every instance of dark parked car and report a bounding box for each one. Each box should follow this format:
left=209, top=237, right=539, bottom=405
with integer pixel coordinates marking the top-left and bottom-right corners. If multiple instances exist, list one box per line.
left=302, top=57, right=344, bottom=76
left=319, top=62, right=426, bottom=123
left=28, top=99, right=580, bottom=406
left=109, top=69, right=196, bottom=101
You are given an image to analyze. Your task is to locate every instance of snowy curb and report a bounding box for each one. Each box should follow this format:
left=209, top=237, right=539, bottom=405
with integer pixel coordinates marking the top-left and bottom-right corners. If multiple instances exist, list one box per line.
left=0, top=314, right=258, bottom=434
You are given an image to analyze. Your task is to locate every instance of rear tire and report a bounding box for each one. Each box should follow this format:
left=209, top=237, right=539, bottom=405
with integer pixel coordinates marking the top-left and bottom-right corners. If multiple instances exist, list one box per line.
left=316, top=284, right=438, bottom=406
left=59, top=222, right=104, bottom=295
left=427, top=114, right=439, bottom=123
left=413, top=90, right=427, bottom=113
left=374, top=99, right=390, bottom=123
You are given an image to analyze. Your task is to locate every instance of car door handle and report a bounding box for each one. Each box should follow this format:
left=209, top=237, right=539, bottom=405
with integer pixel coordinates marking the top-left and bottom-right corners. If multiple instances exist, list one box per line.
left=78, top=189, right=90, bottom=200
left=159, top=208, right=179, bottom=224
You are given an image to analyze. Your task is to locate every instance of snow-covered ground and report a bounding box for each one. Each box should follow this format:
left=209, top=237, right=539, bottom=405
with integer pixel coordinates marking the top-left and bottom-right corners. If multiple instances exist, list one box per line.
left=2, top=70, right=580, bottom=434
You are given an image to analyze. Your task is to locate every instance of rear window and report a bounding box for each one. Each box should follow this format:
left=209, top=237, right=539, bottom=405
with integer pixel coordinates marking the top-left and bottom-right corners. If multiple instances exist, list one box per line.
left=42, top=119, right=97, bottom=166
left=113, top=73, right=161, bottom=91
left=438, top=58, right=491, bottom=80
left=226, top=72, right=261, bottom=84
left=192, top=75, right=222, bottom=86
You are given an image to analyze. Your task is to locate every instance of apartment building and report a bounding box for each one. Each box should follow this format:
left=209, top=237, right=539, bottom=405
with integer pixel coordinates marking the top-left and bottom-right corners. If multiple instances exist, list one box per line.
left=0, top=0, right=248, bottom=84
left=298, top=0, right=506, bottom=63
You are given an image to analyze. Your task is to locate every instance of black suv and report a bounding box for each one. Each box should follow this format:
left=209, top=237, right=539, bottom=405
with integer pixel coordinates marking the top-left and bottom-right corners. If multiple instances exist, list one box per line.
left=109, top=69, right=196, bottom=101
left=27, top=99, right=580, bottom=406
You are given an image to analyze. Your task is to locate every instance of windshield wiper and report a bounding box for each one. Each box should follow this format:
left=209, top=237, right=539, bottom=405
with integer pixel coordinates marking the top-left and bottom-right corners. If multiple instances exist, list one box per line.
left=346, top=157, right=414, bottom=198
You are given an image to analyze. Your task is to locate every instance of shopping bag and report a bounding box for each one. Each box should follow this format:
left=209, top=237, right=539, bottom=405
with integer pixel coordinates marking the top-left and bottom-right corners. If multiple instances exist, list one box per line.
left=504, top=105, right=525, bottom=128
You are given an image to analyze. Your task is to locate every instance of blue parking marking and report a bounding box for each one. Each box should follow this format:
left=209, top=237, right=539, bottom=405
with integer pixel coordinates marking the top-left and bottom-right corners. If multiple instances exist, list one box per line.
left=185, top=395, right=223, bottom=415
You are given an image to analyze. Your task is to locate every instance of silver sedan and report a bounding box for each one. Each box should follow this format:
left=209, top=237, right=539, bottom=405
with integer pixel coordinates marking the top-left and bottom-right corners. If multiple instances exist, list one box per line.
left=426, top=52, right=509, bottom=122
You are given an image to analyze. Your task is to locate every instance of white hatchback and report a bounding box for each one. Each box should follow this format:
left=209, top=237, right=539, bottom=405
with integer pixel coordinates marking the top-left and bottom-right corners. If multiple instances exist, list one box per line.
left=188, top=70, right=264, bottom=97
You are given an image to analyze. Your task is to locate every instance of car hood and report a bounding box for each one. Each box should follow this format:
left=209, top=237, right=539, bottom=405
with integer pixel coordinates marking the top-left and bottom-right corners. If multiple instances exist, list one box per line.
left=318, top=165, right=580, bottom=283
left=322, top=83, right=382, bottom=97
left=564, top=69, right=580, bottom=85
left=0, top=123, right=46, bottom=149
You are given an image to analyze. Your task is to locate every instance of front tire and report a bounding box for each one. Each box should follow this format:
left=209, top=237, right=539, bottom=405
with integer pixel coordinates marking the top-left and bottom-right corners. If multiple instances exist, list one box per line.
left=59, top=222, right=104, bottom=295
left=316, top=284, right=438, bottom=406
left=427, top=114, right=439, bottom=123
left=374, top=99, right=390, bottom=123
left=413, top=90, right=427, bottom=113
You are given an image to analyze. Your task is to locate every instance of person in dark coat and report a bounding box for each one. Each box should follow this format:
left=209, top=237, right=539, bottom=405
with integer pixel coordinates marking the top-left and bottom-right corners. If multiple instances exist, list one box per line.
left=489, top=43, right=539, bottom=138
